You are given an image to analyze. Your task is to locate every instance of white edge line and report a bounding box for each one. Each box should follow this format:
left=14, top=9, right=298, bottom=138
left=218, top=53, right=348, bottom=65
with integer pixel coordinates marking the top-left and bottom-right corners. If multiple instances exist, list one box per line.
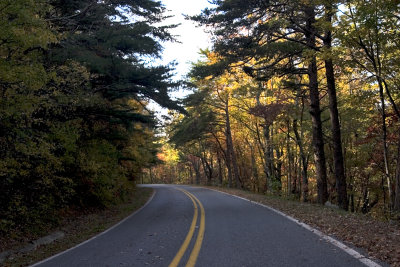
left=203, top=187, right=382, bottom=267
left=30, top=189, right=157, bottom=267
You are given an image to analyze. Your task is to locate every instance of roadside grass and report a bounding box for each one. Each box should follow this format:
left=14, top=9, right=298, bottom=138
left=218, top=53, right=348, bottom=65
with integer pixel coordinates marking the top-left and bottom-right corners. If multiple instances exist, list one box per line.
left=203, top=186, right=400, bottom=267
left=1, top=187, right=153, bottom=267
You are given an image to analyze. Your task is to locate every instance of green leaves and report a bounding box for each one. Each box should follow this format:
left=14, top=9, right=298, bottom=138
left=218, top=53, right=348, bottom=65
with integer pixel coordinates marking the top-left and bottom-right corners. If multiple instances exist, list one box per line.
left=0, top=0, right=180, bottom=234
left=0, top=0, right=56, bottom=90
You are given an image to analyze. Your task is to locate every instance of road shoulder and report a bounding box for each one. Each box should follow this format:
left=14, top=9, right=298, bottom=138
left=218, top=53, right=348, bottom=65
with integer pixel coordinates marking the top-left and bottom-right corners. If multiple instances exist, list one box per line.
left=201, top=186, right=398, bottom=266
left=1, top=187, right=154, bottom=267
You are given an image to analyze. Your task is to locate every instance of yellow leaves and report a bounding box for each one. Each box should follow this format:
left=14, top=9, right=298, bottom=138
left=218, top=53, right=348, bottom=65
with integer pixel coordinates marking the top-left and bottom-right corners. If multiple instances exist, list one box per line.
left=158, top=143, right=180, bottom=165
left=205, top=50, right=223, bottom=65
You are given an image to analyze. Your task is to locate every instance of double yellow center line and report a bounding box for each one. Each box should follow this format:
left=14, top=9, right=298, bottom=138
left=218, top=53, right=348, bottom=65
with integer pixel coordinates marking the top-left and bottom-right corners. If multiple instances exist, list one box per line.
left=169, top=188, right=205, bottom=267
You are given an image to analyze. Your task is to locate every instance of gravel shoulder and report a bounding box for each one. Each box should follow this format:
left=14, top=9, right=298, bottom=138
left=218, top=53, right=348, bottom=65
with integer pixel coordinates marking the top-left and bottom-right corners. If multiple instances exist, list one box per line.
left=203, top=186, right=400, bottom=267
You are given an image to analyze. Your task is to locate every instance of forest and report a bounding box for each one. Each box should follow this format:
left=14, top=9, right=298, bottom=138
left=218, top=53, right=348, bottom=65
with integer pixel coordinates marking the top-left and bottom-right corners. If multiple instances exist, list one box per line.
left=150, top=0, right=400, bottom=219
left=1, top=0, right=400, bottom=237
left=0, top=0, right=182, bottom=234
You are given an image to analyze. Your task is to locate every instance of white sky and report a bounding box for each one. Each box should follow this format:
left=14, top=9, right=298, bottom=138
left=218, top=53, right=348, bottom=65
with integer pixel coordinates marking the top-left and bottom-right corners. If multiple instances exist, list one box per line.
left=160, top=0, right=212, bottom=80
left=149, top=0, right=212, bottom=119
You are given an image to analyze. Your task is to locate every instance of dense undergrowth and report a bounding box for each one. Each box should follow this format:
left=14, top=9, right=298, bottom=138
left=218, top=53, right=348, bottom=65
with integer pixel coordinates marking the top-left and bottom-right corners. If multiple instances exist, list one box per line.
left=0, top=0, right=178, bottom=236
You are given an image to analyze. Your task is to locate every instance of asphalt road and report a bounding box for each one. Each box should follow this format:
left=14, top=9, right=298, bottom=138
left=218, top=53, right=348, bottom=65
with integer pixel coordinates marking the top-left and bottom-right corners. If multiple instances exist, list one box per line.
left=32, top=185, right=378, bottom=267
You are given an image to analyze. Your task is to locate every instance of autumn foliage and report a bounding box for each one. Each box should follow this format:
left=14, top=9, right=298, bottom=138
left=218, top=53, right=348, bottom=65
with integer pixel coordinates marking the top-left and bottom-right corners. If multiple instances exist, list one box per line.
left=151, top=0, right=400, bottom=219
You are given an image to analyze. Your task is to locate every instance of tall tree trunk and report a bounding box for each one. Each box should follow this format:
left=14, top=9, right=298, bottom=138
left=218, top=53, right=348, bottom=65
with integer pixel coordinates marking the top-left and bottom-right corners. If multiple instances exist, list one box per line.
left=255, top=123, right=269, bottom=191
left=201, top=156, right=213, bottom=185
left=293, top=118, right=309, bottom=202
left=225, top=101, right=240, bottom=188
left=382, top=81, right=400, bottom=211
left=275, top=145, right=283, bottom=192
left=263, top=123, right=273, bottom=190
left=286, top=120, right=293, bottom=195
left=194, top=163, right=201, bottom=185
left=200, top=146, right=213, bottom=185
left=247, top=138, right=259, bottom=193
left=271, top=126, right=282, bottom=191
left=149, top=167, right=153, bottom=184
left=323, top=10, right=348, bottom=209
left=292, top=153, right=298, bottom=195
left=211, top=131, right=228, bottom=187
left=349, top=182, right=355, bottom=212
left=190, top=158, right=201, bottom=185
left=377, top=78, right=391, bottom=210
left=305, top=5, right=328, bottom=204
left=395, top=135, right=400, bottom=211
left=251, top=146, right=259, bottom=192
left=293, top=87, right=308, bottom=201
left=217, top=150, right=223, bottom=186
left=189, top=165, right=194, bottom=184
left=225, top=148, right=233, bottom=188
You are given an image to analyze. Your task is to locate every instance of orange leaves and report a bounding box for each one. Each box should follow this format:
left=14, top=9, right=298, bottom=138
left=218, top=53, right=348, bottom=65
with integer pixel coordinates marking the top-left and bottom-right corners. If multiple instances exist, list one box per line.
left=249, top=103, right=286, bottom=125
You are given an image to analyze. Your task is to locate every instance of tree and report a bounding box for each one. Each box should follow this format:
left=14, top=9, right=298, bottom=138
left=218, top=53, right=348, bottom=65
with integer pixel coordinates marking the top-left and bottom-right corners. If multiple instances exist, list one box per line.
left=338, top=0, right=400, bottom=212
left=190, top=0, right=334, bottom=204
left=0, top=0, right=182, bottom=234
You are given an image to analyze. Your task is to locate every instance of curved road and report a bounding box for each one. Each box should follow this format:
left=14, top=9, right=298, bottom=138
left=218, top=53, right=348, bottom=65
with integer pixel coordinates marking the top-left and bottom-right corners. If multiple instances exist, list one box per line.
left=32, top=185, right=380, bottom=267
